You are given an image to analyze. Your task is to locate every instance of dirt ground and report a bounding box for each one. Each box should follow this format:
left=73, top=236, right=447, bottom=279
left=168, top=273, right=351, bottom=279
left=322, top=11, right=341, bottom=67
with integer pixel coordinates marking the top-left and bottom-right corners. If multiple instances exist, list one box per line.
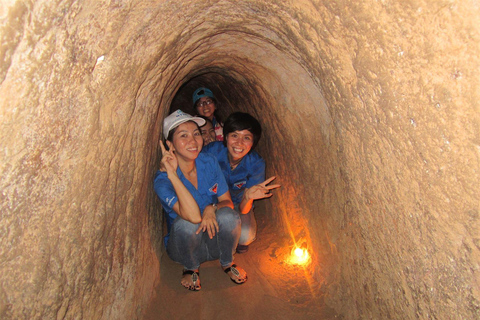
left=143, top=214, right=340, bottom=320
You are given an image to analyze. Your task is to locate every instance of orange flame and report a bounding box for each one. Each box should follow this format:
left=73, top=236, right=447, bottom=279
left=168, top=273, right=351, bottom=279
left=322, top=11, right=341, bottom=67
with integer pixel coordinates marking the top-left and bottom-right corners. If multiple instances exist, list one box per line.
left=289, top=246, right=310, bottom=265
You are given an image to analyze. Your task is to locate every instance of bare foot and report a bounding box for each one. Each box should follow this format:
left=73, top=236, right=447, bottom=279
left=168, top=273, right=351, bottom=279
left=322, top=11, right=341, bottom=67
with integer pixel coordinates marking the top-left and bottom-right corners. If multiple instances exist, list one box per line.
left=181, top=269, right=201, bottom=291
left=223, top=264, right=247, bottom=284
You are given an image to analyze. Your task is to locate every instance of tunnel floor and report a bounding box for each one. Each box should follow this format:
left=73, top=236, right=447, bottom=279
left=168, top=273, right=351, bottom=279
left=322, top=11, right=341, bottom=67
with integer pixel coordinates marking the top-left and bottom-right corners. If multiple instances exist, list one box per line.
left=144, top=209, right=340, bottom=320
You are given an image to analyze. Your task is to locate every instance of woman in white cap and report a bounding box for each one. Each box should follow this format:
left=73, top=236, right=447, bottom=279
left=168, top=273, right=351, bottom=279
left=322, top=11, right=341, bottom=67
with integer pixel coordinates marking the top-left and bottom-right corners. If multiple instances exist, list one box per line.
left=154, top=109, right=247, bottom=291
left=192, top=87, right=224, bottom=141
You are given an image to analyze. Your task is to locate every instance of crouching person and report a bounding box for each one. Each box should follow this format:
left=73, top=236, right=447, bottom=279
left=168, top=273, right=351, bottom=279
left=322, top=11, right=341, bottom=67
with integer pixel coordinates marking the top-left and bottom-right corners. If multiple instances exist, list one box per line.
left=154, top=110, right=247, bottom=291
left=202, top=112, right=281, bottom=254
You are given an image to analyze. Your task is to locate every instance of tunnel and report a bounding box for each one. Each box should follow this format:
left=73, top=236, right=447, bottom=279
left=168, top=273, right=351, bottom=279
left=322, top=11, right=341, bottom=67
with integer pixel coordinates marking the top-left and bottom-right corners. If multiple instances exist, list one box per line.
left=1, top=0, right=479, bottom=319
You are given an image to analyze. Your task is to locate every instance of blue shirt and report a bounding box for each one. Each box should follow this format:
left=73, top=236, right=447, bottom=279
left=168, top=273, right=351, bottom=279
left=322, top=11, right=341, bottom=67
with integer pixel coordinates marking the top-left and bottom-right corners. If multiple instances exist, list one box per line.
left=154, top=152, right=229, bottom=246
left=202, top=141, right=265, bottom=205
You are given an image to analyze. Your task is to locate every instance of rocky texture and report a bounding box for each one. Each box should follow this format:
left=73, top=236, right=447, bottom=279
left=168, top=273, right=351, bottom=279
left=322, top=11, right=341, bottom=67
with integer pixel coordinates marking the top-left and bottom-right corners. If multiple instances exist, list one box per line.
left=1, top=0, right=479, bottom=319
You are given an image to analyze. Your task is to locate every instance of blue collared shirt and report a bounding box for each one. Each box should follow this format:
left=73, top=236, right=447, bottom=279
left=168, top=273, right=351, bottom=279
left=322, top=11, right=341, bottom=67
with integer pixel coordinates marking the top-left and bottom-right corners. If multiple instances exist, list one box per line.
left=202, top=141, right=265, bottom=205
left=154, top=152, right=229, bottom=246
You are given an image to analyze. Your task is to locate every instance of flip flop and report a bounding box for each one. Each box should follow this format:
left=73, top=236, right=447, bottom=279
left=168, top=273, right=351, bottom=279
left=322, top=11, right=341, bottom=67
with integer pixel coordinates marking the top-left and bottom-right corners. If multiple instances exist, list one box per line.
left=223, top=264, right=247, bottom=284
left=182, top=269, right=201, bottom=291
left=236, top=244, right=249, bottom=253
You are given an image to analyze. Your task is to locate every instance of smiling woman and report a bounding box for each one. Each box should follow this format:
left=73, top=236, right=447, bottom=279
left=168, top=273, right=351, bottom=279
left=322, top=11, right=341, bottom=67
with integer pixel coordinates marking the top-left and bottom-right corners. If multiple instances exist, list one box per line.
left=167, top=122, right=203, bottom=164
left=192, top=87, right=224, bottom=141
left=202, top=112, right=281, bottom=253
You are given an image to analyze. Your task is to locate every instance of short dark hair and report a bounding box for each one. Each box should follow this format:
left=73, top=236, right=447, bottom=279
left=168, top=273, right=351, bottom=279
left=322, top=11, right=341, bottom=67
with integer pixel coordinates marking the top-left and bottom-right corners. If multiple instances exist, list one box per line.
left=223, top=112, right=262, bottom=150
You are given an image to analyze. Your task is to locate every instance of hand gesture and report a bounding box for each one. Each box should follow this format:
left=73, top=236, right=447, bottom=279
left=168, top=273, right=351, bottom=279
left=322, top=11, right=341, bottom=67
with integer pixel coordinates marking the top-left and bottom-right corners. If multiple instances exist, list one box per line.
left=159, top=140, right=177, bottom=175
left=196, top=206, right=219, bottom=239
left=245, top=176, right=281, bottom=201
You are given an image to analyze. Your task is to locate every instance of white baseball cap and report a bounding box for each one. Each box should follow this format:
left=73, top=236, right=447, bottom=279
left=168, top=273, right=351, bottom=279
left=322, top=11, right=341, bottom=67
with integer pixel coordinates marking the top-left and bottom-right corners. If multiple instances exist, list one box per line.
left=163, top=109, right=206, bottom=139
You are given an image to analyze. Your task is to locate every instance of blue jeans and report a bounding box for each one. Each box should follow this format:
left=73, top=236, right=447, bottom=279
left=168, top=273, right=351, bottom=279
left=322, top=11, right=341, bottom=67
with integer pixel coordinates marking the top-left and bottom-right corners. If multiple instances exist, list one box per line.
left=236, top=205, right=257, bottom=246
left=166, top=207, right=241, bottom=270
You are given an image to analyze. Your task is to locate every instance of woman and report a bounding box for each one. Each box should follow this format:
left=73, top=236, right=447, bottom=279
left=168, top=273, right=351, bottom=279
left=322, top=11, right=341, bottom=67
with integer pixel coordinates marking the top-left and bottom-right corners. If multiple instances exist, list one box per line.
left=154, top=109, right=247, bottom=291
left=198, top=115, right=216, bottom=146
left=202, top=112, right=280, bottom=253
left=192, top=87, right=224, bottom=141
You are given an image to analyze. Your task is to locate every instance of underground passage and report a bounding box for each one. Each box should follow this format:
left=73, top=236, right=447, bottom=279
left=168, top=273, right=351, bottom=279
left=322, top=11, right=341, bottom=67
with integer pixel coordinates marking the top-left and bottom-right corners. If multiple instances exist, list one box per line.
left=1, top=1, right=479, bottom=319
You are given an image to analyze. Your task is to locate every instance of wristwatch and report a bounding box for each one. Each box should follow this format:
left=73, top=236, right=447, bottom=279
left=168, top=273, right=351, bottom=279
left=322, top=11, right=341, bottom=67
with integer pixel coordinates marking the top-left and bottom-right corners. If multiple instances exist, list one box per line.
left=210, top=203, right=217, bottom=211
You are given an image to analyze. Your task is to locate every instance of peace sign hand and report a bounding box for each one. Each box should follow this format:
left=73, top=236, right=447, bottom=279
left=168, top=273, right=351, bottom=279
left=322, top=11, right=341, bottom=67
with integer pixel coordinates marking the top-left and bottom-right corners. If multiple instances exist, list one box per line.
left=245, top=176, right=281, bottom=201
left=159, top=140, right=178, bottom=175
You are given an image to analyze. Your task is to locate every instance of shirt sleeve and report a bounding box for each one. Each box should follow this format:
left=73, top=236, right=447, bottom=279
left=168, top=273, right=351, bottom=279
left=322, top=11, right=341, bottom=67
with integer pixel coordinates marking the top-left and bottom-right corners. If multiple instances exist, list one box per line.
left=153, top=171, right=178, bottom=211
left=246, top=157, right=266, bottom=188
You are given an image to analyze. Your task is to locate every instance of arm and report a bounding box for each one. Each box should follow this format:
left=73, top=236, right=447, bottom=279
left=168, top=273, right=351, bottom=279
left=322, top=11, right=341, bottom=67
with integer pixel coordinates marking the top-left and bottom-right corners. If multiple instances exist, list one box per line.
left=217, top=190, right=234, bottom=210
left=195, top=191, right=233, bottom=239
left=195, top=157, right=234, bottom=238
left=160, top=141, right=201, bottom=223
left=169, top=174, right=202, bottom=223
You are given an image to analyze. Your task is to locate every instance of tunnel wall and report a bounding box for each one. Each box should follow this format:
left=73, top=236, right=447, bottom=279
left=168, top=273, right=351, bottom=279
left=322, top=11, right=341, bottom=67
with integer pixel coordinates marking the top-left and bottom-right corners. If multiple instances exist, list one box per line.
left=0, top=1, right=165, bottom=318
left=1, top=0, right=479, bottom=319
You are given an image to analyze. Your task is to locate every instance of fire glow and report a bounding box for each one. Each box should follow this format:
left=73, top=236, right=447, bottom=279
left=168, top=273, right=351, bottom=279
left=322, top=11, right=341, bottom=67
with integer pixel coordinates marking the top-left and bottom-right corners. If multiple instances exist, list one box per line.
left=289, top=246, right=310, bottom=265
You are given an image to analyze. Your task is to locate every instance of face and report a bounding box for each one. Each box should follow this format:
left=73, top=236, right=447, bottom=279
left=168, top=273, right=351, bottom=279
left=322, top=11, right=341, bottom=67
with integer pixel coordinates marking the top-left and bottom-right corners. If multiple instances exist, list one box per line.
left=200, top=121, right=216, bottom=146
left=170, top=121, right=203, bottom=162
left=225, top=130, right=254, bottom=163
left=195, top=97, right=216, bottom=120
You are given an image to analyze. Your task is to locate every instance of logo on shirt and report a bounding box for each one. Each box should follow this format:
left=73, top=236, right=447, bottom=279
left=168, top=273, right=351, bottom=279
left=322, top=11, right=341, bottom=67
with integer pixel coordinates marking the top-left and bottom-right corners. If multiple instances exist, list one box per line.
left=234, top=181, right=247, bottom=189
left=165, top=196, right=175, bottom=207
left=209, top=183, right=218, bottom=194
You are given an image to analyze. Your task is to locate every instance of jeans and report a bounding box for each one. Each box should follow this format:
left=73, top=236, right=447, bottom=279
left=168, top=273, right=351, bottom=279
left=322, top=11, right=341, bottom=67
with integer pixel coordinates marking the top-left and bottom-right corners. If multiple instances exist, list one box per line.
left=236, top=205, right=257, bottom=246
left=166, top=207, right=240, bottom=270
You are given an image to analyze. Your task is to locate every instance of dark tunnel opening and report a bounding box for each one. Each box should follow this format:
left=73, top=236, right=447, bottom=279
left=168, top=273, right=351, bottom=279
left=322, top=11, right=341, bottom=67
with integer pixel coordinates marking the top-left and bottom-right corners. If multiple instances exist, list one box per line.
left=170, top=70, right=269, bottom=123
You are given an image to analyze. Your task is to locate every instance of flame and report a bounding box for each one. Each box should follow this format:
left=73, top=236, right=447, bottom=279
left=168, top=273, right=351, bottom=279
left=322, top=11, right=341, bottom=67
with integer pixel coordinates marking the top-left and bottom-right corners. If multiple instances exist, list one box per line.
left=274, top=182, right=316, bottom=295
left=294, top=247, right=305, bottom=257
left=290, top=246, right=310, bottom=265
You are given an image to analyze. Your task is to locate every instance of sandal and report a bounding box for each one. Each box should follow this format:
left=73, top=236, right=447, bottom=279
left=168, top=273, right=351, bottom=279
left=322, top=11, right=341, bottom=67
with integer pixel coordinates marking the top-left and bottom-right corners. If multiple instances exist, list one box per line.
left=182, top=269, right=201, bottom=291
left=223, top=264, right=247, bottom=284
left=236, top=244, right=249, bottom=253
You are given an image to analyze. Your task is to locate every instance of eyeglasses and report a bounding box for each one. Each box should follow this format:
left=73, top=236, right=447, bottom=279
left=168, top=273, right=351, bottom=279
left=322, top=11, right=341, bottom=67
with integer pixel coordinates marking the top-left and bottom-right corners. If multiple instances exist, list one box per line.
left=197, top=99, right=214, bottom=108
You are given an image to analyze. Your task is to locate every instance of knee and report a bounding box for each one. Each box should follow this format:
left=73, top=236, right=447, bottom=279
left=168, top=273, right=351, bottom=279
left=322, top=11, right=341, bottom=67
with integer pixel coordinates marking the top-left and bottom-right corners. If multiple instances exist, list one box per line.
left=239, top=212, right=257, bottom=245
left=171, top=218, right=199, bottom=237
left=216, top=207, right=240, bottom=229
left=239, top=225, right=256, bottom=245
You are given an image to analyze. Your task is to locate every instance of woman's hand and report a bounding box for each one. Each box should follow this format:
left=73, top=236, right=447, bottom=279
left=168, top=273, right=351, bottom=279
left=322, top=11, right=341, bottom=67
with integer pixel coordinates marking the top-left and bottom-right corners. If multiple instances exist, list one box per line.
left=245, top=176, right=281, bottom=201
left=196, top=205, right=219, bottom=239
left=159, top=140, right=177, bottom=175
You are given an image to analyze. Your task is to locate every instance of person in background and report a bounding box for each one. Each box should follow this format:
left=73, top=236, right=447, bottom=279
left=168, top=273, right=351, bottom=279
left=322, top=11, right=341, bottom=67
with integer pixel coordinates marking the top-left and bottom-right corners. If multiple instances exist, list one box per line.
left=198, top=116, right=216, bottom=146
left=202, top=112, right=280, bottom=253
left=192, top=87, right=224, bottom=141
left=154, top=109, right=248, bottom=291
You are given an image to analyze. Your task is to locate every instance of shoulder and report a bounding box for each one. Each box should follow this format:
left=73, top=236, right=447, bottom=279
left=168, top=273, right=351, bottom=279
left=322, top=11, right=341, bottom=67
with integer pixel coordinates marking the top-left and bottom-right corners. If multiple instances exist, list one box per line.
left=153, top=170, right=173, bottom=195
left=202, top=141, right=225, bottom=154
left=196, top=152, right=220, bottom=169
left=245, top=150, right=265, bottom=165
left=197, top=151, right=217, bottom=163
left=154, top=170, right=168, bottom=183
left=242, top=151, right=265, bottom=174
